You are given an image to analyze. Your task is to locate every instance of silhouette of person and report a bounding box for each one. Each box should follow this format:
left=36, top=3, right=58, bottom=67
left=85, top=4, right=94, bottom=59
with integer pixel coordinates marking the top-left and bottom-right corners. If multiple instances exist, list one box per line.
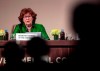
left=2, top=41, right=25, bottom=70
left=26, top=37, right=50, bottom=65
left=71, top=3, right=99, bottom=65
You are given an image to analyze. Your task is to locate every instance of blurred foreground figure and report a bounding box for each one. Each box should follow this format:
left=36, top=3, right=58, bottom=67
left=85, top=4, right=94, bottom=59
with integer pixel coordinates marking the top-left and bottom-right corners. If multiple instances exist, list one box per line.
left=72, top=3, right=99, bottom=65
left=2, top=41, right=25, bottom=70
left=26, top=37, right=50, bottom=64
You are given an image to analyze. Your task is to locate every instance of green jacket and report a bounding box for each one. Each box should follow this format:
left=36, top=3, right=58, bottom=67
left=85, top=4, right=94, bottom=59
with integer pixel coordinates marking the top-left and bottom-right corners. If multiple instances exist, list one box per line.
left=13, top=23, right=50, bottom=40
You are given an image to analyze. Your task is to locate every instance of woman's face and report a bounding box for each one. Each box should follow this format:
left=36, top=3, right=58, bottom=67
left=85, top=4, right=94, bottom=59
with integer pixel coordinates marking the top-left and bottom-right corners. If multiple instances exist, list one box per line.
left=23, top=13, right=33, bottom=25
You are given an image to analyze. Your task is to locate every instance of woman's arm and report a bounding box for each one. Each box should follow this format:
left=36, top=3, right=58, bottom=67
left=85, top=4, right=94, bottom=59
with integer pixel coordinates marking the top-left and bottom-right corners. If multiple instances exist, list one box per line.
left=40, top=24, right=50, bottom=40
left=12, top=24, right=20, bottom=34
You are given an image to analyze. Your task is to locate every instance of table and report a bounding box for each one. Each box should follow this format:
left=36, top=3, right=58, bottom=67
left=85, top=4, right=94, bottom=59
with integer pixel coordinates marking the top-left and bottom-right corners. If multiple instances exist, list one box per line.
left=0, top=40, right=78, bottom=65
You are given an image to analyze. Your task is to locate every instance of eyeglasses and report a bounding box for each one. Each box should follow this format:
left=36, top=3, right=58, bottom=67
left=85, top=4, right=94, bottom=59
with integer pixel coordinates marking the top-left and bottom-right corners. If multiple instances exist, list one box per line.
left=23, top=16, right=32, bottom=18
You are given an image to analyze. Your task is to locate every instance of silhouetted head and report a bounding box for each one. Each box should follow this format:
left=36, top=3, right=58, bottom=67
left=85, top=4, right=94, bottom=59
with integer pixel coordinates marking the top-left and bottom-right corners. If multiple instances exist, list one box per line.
left=72, top=3, right=99, bottom=40
left=2, top=41, right=24, bottom=63
left=27, top=37, right=50, bottom=58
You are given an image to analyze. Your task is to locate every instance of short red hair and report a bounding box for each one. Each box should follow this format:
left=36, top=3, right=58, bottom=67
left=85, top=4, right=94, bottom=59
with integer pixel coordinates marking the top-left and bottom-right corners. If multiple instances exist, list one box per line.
left=18, top=8, right=37, bottom=23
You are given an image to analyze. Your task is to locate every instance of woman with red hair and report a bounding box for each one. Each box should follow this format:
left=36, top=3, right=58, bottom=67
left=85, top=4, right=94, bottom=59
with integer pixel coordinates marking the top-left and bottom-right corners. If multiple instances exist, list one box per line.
left=13, top=8, right=50, bottom=40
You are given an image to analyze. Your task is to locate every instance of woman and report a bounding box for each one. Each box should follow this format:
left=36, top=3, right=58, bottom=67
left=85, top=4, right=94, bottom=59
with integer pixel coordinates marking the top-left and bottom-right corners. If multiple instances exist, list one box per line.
left=13, top=8, right=50, bottom=40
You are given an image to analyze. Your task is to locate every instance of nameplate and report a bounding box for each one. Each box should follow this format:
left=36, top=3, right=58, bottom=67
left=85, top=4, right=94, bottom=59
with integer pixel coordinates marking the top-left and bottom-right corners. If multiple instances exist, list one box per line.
left=16, top=32, right=41, bottom=41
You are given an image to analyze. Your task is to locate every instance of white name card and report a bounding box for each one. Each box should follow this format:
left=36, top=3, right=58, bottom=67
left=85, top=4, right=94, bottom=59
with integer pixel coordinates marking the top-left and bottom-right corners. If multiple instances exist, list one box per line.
left=16, top=32, right=41, bottom=41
